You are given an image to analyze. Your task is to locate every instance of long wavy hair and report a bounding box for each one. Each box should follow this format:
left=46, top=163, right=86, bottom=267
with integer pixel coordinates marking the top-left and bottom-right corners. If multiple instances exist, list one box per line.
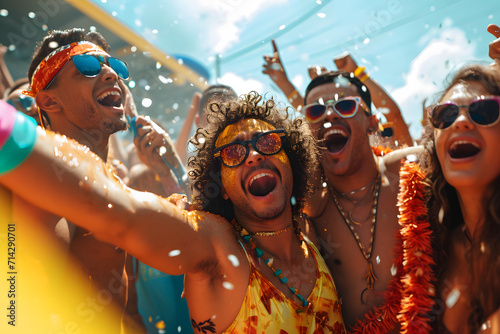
left=187, top=91, right=321, bottom=222
left=421, top=64, right=500, bottom=332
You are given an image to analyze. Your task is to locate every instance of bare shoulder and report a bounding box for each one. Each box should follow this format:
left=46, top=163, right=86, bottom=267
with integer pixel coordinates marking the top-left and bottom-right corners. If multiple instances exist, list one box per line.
left=380, top=145, right=425, bottom=173
left=185, top=210, right=239, bottom=250
left=303, top=186, right=329, bottom=219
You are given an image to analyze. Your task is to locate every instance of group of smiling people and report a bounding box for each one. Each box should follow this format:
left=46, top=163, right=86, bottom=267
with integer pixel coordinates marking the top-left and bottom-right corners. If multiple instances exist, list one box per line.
left=0, top=23, right=499, bottom=334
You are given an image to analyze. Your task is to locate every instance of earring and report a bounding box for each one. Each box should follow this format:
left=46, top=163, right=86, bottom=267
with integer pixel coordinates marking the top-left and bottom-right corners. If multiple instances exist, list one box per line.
left=438, top=206, right=444, bottom=224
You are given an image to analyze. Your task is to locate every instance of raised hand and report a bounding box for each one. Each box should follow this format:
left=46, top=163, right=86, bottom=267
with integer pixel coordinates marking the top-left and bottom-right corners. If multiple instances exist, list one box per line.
left=130, top=116, right=188, bottom=194
left=262, top=39, right=303, bottom=109
left=487, top=24, right=500, bottom=66
left=333, top=52, right=359, bottom=73
left=262, top=39, right=289, bottom=87
left=307, top=65, right=328, bottom=80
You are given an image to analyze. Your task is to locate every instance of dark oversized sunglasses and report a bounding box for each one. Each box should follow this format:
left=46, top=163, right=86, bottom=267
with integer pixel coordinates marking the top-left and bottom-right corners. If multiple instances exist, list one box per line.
left=213, top=129, right=285, bottom=167
left=428, top=97, right=500, bottom=129
left=303, top=96, right=366, bottom=123
left=45, top=53, right=129, bottom=90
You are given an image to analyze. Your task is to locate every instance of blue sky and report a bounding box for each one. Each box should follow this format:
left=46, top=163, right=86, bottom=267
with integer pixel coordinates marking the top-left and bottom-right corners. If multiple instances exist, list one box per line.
left=92, top=0, right=499, bottom=140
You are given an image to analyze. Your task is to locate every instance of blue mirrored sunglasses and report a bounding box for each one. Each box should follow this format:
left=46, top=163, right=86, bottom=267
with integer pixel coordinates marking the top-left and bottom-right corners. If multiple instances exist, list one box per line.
left=45, top=53, right=129, bottom=90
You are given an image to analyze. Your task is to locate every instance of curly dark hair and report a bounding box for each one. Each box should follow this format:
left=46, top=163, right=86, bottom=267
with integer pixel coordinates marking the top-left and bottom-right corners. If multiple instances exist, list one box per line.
left=28, top=28, right=110, bottom=128
left=187, top=91, right=321, bottom=222
left=421, top=64, right=500, bottom=332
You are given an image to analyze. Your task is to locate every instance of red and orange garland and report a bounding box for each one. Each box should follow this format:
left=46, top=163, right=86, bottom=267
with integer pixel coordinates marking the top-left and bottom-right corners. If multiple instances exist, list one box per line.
left=371, top=145, right=394, bottom=157
left=350, top=160, right=435, bottom=334
left=397, top=161, right=435, bottom=333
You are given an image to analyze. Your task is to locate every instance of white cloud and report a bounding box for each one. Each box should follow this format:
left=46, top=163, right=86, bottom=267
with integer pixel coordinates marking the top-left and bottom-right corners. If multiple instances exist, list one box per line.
left=390, top=24, right=476, bottom=140
left=218, top=72, right=264, bottom=96
left=291, top=73, right=305, bottom=92
left=192, top=0, right=287, bottom=54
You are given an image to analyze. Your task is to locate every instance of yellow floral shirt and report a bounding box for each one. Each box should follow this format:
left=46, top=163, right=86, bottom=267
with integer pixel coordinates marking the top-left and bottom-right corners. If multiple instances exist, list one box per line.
left=223, top=236, right=346, bottom=333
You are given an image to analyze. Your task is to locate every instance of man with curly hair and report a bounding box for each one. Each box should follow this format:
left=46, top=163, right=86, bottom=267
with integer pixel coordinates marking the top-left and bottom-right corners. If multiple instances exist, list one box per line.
left=0, top=92, right=346, bottom=333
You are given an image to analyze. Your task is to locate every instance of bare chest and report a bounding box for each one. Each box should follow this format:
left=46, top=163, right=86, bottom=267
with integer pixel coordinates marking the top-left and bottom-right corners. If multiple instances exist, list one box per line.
left=314, top=185, right=400, bottom=325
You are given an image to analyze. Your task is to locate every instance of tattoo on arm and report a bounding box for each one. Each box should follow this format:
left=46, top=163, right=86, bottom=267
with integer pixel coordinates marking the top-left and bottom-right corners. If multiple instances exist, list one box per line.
left=191, top=318, right=216, bottom=333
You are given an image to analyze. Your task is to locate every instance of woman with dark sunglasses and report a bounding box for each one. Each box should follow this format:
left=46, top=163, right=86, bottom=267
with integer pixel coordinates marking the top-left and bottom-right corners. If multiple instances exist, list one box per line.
left=422, top=62, right=500, bottom=333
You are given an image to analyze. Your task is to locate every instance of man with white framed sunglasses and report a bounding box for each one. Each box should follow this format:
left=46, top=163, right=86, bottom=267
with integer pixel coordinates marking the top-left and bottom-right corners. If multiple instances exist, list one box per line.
left=303, top=71, right=423, bottom=331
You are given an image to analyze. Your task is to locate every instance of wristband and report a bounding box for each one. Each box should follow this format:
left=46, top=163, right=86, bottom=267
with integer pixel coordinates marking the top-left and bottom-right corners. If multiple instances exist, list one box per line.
left=354, top=66, right=370, bottom=83
left=0, top=102, right=38, bottom=175
left=353, top=66, right=366, bottom=77
left=359, top=73, right=370, bottom=83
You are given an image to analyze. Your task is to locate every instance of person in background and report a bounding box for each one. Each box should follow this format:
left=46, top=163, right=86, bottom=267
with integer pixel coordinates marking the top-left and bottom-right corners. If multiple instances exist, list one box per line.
left=3, top=78, right=40, bottom=125
left=122, top=87, right=194, bottom=334
left=175, top=84, right=238, bottom=164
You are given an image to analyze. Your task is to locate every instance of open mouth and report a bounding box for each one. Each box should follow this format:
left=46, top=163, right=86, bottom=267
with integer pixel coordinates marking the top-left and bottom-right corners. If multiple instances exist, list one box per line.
left=323, top=128, right=349, bottom=153
left=448, top=141, right=481, bottom=159
left=248, top=172, right=277, bottom=197
left=97, top=90, right=122, bottom=108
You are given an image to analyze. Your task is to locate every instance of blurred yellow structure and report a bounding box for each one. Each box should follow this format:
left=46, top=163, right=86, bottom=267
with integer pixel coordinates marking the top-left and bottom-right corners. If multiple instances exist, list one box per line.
left=0, top=185, right=123, bottom=333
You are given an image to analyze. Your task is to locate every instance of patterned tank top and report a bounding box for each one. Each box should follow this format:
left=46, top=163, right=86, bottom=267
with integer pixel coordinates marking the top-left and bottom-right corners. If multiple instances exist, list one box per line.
left=223, top=236, right=346, bottom=333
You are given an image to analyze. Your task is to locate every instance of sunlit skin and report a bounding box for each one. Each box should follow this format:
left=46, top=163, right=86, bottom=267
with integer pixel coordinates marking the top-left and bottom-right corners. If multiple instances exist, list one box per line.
left=434, top=81, right=500, bottom=334
left=303, top=81, right=423, bottom=329
left=7, top=45, right=131, bottom=333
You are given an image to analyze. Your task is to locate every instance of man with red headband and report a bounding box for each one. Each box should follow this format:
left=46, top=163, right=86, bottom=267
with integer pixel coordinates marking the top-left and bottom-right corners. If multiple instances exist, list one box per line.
left=11, top=28, right=142, bottom=332
left=0, top=92, right=346, bottom=333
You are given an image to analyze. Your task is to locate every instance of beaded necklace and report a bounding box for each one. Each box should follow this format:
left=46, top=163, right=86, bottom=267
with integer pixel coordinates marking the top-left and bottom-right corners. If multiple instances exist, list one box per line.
left=329, top=173, right=381, bottom=303
left=231, top=218, right=339, bottom=333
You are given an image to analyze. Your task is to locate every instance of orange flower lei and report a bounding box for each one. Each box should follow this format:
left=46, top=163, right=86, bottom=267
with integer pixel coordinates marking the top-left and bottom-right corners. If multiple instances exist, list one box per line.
left=350, top=160, right=434, bottom=334
left=371, top=145, right=393, bottom=156
left=397, top=160, right=435, bottom=333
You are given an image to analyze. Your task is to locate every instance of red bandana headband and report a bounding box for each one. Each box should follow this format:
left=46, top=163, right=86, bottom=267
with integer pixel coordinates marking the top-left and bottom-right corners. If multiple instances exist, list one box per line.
left=25, top=41, right=105, bottom=98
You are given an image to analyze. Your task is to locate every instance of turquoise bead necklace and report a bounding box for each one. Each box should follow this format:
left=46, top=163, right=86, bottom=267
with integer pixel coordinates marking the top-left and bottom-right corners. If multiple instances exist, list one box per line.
left=231, top=218, right=310, bottom=310
left=232, top=219, right=309, bottom=313
left=231, top=217, right=341, bottom=332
